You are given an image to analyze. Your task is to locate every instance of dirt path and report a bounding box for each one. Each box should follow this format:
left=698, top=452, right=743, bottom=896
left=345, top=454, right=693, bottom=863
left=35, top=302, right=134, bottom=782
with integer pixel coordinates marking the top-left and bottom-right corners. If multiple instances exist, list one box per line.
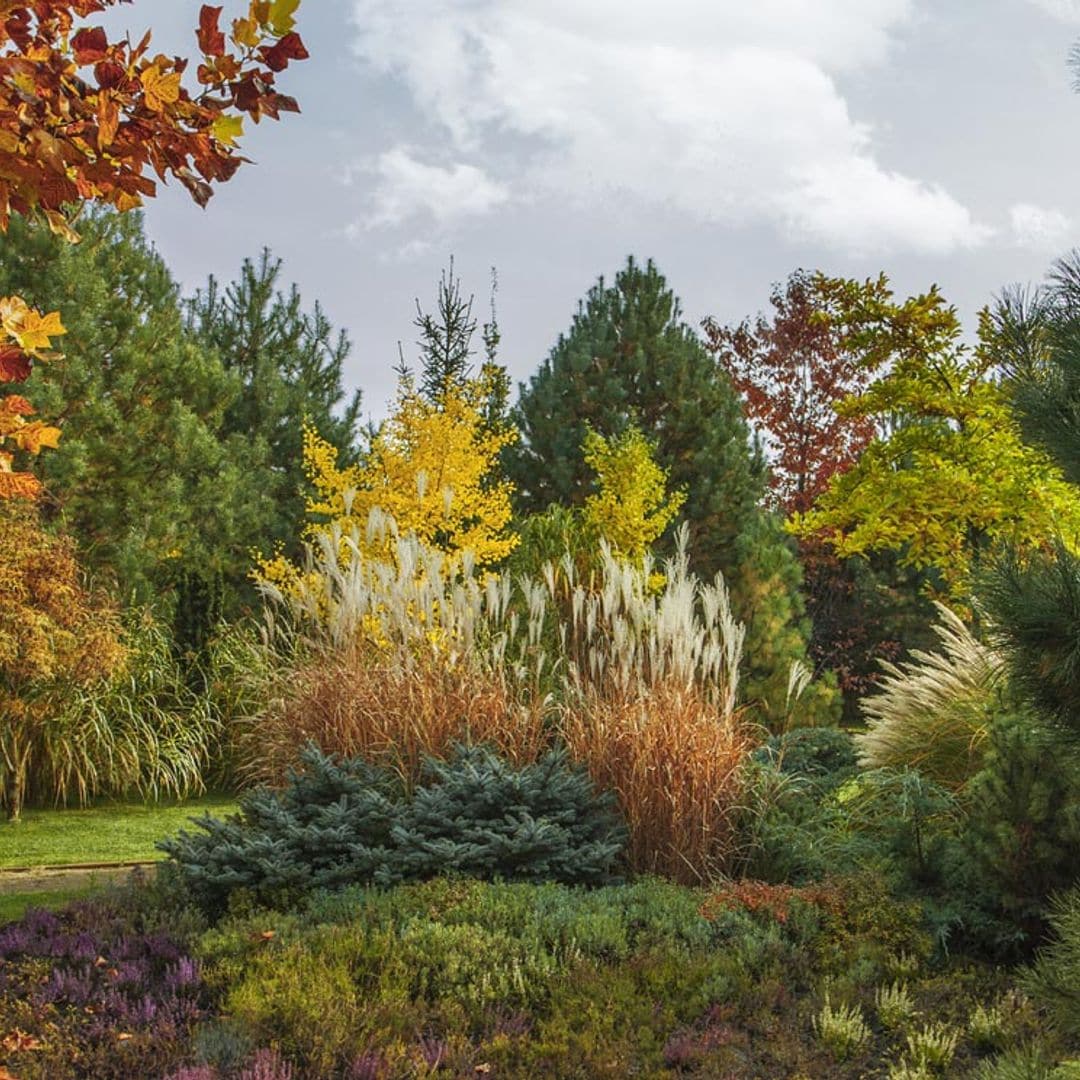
left=0, top=862, right=157, bottom=895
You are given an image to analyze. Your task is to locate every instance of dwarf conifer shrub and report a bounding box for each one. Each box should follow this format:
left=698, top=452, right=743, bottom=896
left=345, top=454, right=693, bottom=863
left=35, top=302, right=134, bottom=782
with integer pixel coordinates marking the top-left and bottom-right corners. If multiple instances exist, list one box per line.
left=160, top=743, right=626, bottom=912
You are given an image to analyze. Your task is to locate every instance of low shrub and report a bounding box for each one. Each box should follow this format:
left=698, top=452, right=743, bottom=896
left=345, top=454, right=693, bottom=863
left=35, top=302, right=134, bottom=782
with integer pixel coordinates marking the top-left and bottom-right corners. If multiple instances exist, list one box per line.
left=0, top=898, right=205, bottom=1079
left=160, top=742, right=626, bottom=912
left=753, top=725, right=859, bottom=794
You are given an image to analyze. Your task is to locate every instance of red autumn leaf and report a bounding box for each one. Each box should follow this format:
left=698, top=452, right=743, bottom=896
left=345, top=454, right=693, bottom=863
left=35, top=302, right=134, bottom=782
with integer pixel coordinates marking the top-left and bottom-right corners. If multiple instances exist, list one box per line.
left=198, top=6, right=225, bottom=58
left=71, top=26, right=108, bottom=65
left=0, top=347, right=31, bottom=383
left=261, top=30, right=308, bottom=72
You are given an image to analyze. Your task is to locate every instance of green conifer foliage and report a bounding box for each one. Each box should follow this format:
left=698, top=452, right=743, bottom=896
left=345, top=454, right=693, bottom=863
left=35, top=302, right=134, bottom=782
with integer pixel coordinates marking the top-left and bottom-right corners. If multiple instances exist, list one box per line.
left=509, top=257, right=836, bottom=725
left=160, top=743, right=627, bottom=913
left=184, top=249, right=363, bottom=570
left=0, top=209, right=245, bottom=602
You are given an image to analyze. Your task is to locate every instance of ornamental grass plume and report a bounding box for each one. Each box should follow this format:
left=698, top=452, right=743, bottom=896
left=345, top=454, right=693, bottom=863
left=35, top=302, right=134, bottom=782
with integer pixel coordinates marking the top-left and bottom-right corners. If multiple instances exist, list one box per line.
left=856, top=602, right=1004, bottom=789
left=247, top=514, right=755, bottom=880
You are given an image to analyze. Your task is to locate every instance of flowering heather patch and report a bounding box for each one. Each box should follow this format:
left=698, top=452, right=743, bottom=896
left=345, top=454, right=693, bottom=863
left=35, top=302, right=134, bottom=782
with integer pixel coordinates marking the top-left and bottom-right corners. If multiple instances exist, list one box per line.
left=0, top=899, right=206, bottom=1079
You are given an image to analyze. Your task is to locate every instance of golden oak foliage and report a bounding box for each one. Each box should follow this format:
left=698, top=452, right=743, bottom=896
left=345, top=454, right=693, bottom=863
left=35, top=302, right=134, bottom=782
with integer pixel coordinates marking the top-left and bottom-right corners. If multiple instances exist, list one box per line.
left=0, top=1, right=308, bottom=499
left=257, top=373, right=518, bottom=592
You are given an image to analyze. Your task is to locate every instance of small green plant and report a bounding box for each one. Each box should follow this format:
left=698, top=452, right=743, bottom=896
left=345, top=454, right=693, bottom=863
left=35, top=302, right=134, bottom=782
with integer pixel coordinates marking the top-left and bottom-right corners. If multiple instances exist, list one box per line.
left=974, top=1046, right=1058, bottom=1080
left=875, top=981, right=917, bottom=1031
left=813, top=994, right=870, bottom=1061
left=888, top=1058, right=935, bottom=1080
left=905, top=1021, right=959, bottom=1073
left=886, top=950, right=922, bottom=979
left=969, top=1000, right=1009, bottom=1051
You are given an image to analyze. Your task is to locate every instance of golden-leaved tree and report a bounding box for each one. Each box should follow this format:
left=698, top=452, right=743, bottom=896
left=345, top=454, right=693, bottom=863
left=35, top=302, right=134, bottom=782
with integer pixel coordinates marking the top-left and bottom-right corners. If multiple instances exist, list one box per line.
left=0, top=499, right=125, bottom=817
left=257, top=370, right=518, bottom=589
left=580, top=425, right=686, bottom=564
left=790, top=275, right=1080, bottom=600
left=0, top=0, right=308, bottom=499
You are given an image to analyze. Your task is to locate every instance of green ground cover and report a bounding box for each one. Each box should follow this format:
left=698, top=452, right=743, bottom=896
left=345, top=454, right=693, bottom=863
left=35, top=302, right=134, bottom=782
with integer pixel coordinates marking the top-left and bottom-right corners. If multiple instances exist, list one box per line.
left=0, top=796, right=239, bottom=869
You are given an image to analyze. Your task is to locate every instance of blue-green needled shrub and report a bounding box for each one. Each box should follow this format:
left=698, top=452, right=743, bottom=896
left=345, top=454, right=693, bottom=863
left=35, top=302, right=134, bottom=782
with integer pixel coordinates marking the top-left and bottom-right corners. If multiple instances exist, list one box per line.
left=159, top=742, right=626, bottom=912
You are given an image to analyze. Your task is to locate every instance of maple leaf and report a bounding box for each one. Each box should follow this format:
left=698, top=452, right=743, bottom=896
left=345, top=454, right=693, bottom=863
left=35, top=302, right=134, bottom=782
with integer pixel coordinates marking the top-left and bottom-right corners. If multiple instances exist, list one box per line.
left=13, top=421, right=61, bottom=453
left=71, top=26, right=108, bottom=65
left=6, top=307, right=65, bottom=355
left=198, top=5, right=226, bottom=57
left=262, top=30, right=307, bottom=72
left=270, top=0, right=301, bottom=34
left=139, top=64, right=182, bottom=113
left=0, top=347, right=31, bottom=383
left=211, top=112, right=243, bottom=147
left=0, top=395, right=34, bottom=415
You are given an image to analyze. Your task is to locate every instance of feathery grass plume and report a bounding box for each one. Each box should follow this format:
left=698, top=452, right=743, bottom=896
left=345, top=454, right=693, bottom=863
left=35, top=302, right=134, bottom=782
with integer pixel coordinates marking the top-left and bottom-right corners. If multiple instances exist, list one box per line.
left=244, top=510, right=551, bottom=789
left=856, top=602, right=1005, bottom=789
left=249, top=514, right=754, bottom=879
left=557, top=528, right=751, bottom=882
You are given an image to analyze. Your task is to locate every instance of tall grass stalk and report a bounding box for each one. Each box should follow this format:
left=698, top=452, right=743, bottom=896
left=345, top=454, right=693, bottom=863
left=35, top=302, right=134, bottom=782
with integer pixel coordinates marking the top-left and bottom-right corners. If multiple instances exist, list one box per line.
left=856, top=603, right=1004, bottom=789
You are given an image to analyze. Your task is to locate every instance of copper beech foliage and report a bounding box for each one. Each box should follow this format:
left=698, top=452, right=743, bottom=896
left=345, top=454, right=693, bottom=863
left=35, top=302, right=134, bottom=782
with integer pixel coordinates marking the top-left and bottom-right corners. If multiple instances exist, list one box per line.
left=0, top=0, right=308, bottom=498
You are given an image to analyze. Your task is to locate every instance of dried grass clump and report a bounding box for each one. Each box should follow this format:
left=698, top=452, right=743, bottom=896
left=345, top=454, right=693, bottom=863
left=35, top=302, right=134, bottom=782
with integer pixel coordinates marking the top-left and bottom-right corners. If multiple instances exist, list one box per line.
left=561, top=682, right=751, bottom=881
left=241, top=648, right=549, bottom=791
left=247, top=515, right=759, bottom=881
left=856, top=603, right=1004, bottom=789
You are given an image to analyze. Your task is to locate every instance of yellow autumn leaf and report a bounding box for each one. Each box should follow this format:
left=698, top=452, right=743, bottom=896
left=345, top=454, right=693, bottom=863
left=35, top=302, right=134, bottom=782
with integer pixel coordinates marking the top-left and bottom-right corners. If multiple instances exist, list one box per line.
left=14, top=421, right=62, bottom=454
left=232, top=16, right=261, bottom=48
left=211, top=113, right=244, bottom=148
left=139, top=64, right=182, bottom=113
left=269, top=0, right=301, bottom=34
left=12, top=308, right=66, bottom=354
left=44, top=209, right=80, bottom=244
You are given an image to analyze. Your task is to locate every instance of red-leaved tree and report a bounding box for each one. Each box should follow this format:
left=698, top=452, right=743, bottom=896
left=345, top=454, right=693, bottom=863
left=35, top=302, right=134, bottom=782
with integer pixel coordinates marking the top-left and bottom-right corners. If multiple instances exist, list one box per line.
left=704, top=270, right=923, bottom=713
left=702, top=269, right=877, bottom=516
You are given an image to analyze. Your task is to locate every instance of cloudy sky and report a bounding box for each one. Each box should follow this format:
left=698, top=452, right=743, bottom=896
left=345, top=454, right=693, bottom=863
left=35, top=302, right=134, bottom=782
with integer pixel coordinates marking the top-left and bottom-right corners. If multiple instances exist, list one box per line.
left=106, top=0, right=1080, bottom=417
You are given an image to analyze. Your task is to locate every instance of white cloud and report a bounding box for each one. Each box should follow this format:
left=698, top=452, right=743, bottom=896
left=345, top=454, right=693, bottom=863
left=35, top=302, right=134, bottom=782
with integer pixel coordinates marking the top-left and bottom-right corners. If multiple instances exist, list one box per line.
left=349, top=0, right=988, bottom=255
left=1025, top=0, right=1080, bottom=23
left=358, top=146, right=510, bottom=229
left=1010, top=201, right=1073, bottom=249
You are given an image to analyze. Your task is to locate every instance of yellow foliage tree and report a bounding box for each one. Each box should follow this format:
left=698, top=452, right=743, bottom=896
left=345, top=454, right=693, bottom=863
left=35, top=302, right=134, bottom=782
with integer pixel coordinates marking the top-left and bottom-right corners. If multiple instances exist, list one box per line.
left=258, top=372, right=518, bottom=590
left=581, top=425, right=686, bottom=563
left=0, top=500, right=125, bottom=817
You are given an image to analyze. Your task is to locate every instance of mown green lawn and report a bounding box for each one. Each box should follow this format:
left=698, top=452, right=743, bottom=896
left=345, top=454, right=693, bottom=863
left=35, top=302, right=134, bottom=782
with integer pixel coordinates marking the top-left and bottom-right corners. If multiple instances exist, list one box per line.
left=0, top=795, right=239, bottom=869
left=0, top=884, right=104, bottom=925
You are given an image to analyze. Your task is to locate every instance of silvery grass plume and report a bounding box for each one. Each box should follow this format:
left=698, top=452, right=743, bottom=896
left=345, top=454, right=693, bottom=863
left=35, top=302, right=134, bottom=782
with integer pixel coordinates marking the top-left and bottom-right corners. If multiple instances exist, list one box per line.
left=559, top=524, right=745, bottom=719
left=857, top=602, right=1005, bottom=788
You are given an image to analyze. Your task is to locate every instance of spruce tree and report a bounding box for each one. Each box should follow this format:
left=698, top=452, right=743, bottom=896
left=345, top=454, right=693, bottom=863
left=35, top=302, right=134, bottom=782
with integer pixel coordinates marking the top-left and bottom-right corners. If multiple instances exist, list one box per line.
left=509, top=257, right=836, bottom=725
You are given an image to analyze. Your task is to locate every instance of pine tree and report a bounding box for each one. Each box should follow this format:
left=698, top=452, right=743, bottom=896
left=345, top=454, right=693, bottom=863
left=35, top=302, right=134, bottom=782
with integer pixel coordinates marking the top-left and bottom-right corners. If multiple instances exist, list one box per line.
left=184, top=250, right=364, bottom=567
left=509, top=257, right=836, bottom=726
left=509, top=257, right=762, bottom=575
left=0, top=209, right=249, bottom=602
